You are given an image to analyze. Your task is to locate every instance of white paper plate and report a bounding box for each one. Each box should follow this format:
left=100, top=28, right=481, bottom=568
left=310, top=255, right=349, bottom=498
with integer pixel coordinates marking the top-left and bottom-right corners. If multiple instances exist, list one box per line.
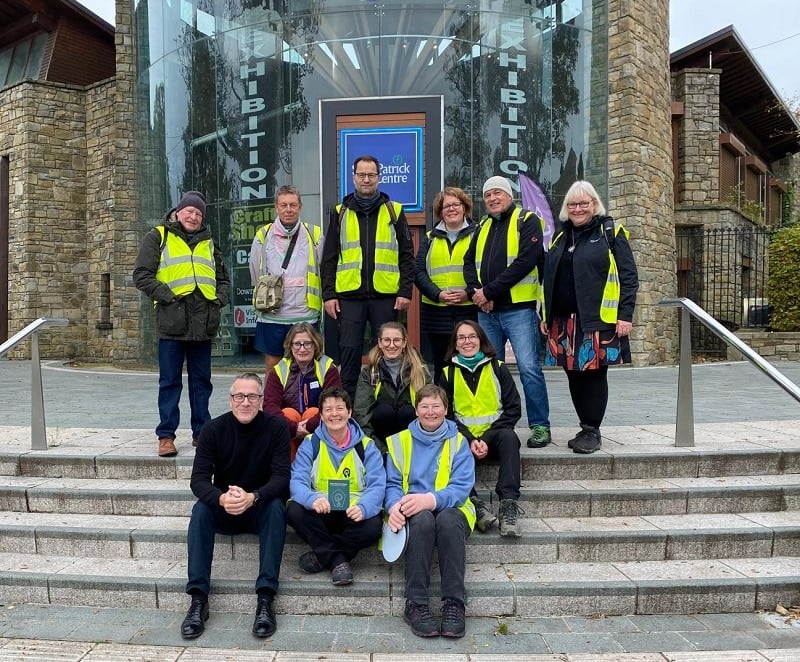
left=381, top=520, right=408, bottom=563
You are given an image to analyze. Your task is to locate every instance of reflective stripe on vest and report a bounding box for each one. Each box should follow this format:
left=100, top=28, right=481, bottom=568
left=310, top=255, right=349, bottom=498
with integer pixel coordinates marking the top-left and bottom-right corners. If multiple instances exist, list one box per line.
left=385, top=429, right=476, bottom=530
left=252, top=222, right=322, bottom=312
left=310, top=440, right=370, bottom=507
left=444, top=363, right=501, bottom=437
left=422, top=231, right=472, bottom=306
left=156, top=227, right=217, bottom=299
left=274, top=356, right=334, bottom=388
left=474, top=208, right=541, bottom=304
left=551, top=224, right=627, bottom=324
left=335, top=203, right=401, bottom=294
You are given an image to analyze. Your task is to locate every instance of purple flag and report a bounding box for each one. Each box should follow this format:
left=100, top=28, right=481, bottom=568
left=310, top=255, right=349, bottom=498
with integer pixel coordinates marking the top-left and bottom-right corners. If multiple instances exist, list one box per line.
left=519, top=171, right=555, bottom=251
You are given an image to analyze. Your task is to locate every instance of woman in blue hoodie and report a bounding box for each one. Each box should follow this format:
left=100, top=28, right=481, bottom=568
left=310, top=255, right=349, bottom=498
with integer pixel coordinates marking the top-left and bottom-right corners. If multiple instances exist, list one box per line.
left=384, top=384, right=475, bottom=639
left=287, top=388, right=385, bottom=586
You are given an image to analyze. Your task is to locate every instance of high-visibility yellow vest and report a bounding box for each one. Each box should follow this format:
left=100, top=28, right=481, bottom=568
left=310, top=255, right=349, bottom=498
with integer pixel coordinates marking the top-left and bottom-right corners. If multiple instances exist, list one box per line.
left=385, top=429, right=476, bottom=530
left=155, top=227, right=217, bottom=300
left=253, top=223, right=322, bottom=312
left=550, top=223, right=628, bottom=324
left=311, top=439, right=371, bottom=508
left=422, top=231, right=472, bottom=306
left=474, top=207, right=542, bottom=304
left=374, top=380, right=417, bottom=406
left=335, top=202, right=402, bottom=294
left=274, top=356, right=334, bottom=388
left=443, top=362, right=501, bottom=437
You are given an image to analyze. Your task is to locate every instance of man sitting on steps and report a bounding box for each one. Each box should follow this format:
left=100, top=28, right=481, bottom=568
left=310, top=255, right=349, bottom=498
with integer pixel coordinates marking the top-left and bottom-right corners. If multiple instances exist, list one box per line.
left=181, top=372, right=290, bottom=640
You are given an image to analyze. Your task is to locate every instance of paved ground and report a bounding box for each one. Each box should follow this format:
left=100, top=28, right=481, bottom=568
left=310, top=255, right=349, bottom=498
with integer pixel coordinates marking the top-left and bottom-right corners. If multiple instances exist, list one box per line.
left=2, top=357, right=800, bottom=659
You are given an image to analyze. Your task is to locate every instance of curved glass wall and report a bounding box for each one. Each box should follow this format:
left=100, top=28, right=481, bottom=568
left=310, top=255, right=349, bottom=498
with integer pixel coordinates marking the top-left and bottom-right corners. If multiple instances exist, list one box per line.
left=134, top=0, right=606, bottom=363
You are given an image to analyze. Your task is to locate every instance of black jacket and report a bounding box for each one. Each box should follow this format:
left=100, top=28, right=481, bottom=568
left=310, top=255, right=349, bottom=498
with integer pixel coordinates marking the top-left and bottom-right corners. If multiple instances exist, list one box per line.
left=133, top=209, right=230, bottom=341
left=321, top=192, right=415, bottom=300
left=543, top=214, right=638, bottom=331
left=463, top=204, right=544, bottom=312
left=439, top=356, right=521, bottom=442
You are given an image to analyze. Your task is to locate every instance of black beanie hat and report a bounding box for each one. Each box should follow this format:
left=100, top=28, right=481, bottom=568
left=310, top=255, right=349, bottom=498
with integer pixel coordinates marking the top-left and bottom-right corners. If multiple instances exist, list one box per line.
left=176, top=191, right=206, bottom=216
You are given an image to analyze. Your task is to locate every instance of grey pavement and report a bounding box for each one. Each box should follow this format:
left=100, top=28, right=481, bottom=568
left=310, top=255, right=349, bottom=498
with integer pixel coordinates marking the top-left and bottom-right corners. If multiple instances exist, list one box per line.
left=2, top=357, right=800, bottom=660
left=2, top=358, right=800, bottom=431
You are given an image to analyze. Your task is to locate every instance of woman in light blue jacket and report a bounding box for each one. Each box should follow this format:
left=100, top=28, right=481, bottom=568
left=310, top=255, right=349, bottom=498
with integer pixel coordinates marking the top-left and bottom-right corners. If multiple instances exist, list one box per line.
left=287, top=387, right=385, bottom=586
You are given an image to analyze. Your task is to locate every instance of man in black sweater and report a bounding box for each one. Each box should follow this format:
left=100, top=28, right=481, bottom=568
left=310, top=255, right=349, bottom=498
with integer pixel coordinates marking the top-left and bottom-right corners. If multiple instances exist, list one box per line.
left=181, top=372, right=290, bottom=640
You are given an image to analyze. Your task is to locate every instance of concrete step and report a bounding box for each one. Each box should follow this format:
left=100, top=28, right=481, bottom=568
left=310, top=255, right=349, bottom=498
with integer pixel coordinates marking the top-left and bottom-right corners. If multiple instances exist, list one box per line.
left=3, top=510, right=800, bottom=565
left=3, top=473, right=800, bottom=518
left=2, top=551, right=799, bottom=618
left=4, top=444, right=800, bottom=481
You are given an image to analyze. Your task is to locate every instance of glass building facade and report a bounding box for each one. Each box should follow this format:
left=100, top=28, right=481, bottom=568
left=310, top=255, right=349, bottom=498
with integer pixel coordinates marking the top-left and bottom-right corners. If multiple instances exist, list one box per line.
left=134, top=0, right=605, bottom=363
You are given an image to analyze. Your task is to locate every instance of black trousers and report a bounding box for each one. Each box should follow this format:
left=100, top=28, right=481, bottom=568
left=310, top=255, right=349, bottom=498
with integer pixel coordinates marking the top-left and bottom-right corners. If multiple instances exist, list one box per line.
left=405, top=508, right=469, bottom=605
left=337, top=298, right=397, bottom=398
left=565, top=366, right=608, bottom=429
left=286, top=500, right=383, bottom=569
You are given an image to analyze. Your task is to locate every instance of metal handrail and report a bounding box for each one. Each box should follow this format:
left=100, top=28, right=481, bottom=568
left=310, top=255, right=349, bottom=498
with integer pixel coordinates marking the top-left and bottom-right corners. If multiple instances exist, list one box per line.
left=0, top=317, right=69, bottom=450
left=659, top=298, right=800, bottom=446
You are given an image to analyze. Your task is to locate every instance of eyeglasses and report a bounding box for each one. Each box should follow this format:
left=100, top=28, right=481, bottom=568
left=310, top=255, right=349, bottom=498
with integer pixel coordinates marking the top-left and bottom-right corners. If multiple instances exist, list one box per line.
left=456, top=334, right=478, bottom=343
left=354, top=172, right=379, bottom=181
left=442, top=202, right=463, bottom=211
left=380, top=337, right=405, bottom=346
left=291, top=341, right=314, bottom=350
left=230, top=393, right=263, bottom=403
left=566, top=200, right=592, bottom=210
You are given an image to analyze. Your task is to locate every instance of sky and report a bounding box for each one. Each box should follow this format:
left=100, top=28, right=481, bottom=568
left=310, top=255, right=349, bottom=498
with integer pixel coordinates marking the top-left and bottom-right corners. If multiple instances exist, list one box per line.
left=74, top=0, right=799, bottom=103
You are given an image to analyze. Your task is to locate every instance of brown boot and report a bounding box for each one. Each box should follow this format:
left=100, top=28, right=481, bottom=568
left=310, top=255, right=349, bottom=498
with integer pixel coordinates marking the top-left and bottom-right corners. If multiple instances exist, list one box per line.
left=158, top=437, right=178, bottom=457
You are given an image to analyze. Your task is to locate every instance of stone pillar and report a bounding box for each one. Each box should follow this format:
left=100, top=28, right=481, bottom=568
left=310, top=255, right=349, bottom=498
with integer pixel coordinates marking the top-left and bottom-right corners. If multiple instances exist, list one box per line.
left=111, top=0, right=143, bottom=362
left=672, top=68, right=721, bottom=205
left=606, top=0, right=677, bottom=365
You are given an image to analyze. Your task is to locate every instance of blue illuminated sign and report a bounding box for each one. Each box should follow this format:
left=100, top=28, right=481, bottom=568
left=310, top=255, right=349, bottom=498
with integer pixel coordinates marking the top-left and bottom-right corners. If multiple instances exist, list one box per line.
left=339, top=128, right=424, bottom=212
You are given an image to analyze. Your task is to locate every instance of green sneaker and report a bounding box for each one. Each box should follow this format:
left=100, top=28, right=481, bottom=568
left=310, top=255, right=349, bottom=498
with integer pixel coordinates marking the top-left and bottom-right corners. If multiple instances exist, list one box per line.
left=526, top=425, right=551, bottom=448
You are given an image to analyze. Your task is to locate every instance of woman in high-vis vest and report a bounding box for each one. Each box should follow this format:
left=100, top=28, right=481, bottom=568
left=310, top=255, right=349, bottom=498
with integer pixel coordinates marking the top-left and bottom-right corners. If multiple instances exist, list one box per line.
left=353, top=322, right=429, bottom=454
left=288, top=388, right=385, bottom=587
left=414, top=187, right=478, bottom=382
left=262, top=323, right=341, bottom=461
left=384, top=384, right=475, bottom=639
left=541, top=180, right=639, bottom=455
left=440, top=320, right=523, bottom=538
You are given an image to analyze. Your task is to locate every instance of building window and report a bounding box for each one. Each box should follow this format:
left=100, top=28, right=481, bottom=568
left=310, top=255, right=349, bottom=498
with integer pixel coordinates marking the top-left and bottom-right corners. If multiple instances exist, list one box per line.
left=0, top=33, right=48, bottom=88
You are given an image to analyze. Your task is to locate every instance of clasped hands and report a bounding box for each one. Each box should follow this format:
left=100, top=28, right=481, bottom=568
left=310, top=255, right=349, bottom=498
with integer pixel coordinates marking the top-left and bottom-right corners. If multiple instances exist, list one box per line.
left=387, top=492, right=436, bottom=532
left=471, top=287, right=493, bottom=313
left=311, top=496, right=363, bottom=521
left=219, top=485, right=255, bottom=516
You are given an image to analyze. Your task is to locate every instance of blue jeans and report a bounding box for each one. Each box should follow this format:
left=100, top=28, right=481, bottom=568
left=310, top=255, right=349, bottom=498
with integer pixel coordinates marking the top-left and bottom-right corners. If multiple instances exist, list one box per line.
left=478, top=308, right=550, bottom=428
left=156, top=339, right=212, bottom=440
left=186, top=498, right=287, bottom=597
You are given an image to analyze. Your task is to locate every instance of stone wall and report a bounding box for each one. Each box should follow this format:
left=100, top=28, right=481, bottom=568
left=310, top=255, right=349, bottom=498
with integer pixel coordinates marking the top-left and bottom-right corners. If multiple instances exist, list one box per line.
left=728, top=330, right=800, bottom=362
left=671, top=68, right=721, bottom=205
left=0, top=81, right=89, bottom=358
left=606, top=0, right=677, bottom=365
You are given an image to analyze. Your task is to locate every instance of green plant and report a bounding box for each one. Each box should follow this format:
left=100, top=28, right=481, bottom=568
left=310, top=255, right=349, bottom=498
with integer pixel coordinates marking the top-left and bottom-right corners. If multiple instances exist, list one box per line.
left=768, top=225, right=800, bottom=330
left=725, top=184, right=766, bottom=225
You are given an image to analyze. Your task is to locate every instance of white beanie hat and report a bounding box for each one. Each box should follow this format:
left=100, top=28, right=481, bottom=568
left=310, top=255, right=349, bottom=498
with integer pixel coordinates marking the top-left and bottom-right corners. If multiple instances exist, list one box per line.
left=482, top=176, right=513, bottom=198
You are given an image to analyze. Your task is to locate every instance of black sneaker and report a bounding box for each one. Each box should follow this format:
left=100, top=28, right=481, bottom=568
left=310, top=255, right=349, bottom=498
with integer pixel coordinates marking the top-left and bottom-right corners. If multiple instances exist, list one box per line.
left=440, top=598, right=466, bottom=638
left=471, top=497, right=497, bottom=533
left=403, top=600, right=439, bottom=637
left=498, top=499, right=523, bottom=538
left=299, top=551, right=324, bottom=574
left=572, top=427, right=602, bottom=454
left=331, top=561, right=354, bottom=586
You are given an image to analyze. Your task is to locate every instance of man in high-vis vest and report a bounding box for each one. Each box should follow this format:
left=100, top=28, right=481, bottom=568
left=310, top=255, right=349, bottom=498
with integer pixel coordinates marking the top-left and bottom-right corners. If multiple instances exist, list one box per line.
left=321, top=154, right=415, bottom=398
left=463, top=176, right=551, bottom=450
left=249, top=185, right=323, bottom=375
left=133, top=191, right=230, bottom=458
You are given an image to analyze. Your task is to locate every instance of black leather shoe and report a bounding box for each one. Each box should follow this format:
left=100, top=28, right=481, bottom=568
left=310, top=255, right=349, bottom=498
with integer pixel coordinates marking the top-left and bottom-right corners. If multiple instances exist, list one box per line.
left=180, top=598, right=209, bottom=639
left=252, top=595, right=277, bottom=638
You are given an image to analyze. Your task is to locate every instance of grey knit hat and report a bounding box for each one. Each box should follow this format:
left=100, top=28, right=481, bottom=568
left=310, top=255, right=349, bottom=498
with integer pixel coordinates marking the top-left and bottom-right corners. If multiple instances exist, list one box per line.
left=482, top=176, right=513, bottom=198
left=176, top=191, right=206, bottom=216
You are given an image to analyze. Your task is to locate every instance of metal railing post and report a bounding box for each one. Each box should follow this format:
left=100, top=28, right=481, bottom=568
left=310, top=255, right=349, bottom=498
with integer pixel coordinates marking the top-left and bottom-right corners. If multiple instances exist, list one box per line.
left=30, top=332, right=48, bottom=451
left=675, top=310, right=695, bottom=447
